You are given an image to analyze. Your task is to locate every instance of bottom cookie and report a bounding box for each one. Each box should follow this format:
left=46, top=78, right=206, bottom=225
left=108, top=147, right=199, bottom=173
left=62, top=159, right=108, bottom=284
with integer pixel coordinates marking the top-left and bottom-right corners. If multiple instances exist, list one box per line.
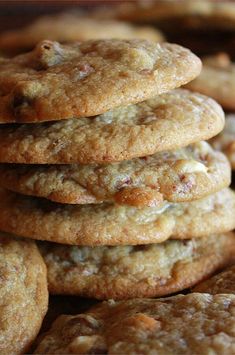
left=34, top=293, right=235, bottom=354
left=39, top=233, right=235, bottom=300
left=193, top=264, right=235, bottom=295
left=0, top=232, right=48, bottom=354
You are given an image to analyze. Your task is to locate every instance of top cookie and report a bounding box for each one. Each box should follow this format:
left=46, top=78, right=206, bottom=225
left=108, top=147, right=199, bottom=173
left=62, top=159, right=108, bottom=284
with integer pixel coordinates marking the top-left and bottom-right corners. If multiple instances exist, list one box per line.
left=0, top=233, right=48, bottom=354
left=193, top=265, right=235, bottom=295
left=0, top=13, right=164, bottom=54
left=35, top=294, right=235, bottom=354
left=0, top=40, right=201, bottom=123
left=186, top=53, right=235, bottom=111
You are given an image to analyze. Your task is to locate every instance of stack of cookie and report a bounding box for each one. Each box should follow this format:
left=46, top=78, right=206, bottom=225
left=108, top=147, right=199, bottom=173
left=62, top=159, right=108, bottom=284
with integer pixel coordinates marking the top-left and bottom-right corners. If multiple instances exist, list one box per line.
left=0, top=37, right=234, bottom=310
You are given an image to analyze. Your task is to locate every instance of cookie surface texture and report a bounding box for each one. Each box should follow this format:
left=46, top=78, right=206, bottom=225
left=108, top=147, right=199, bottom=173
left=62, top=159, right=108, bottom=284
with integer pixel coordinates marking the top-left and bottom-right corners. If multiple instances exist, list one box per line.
left=34, top=293, right=235, bottom=354
left=0, top=40, right=201, bottom=123
left=0, top=90, right=224, bottom=164
left=193, top=264, right=235, bottom=295
left=0, top=188, right=234, bottom=245
left=0, top=233, right=48, bottom=354
left=39, top=233, right=235, bottom=299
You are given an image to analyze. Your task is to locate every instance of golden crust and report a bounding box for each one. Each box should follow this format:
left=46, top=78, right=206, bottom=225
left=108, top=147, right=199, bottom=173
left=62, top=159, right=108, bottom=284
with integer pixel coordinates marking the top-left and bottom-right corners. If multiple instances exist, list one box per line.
left=211, top=114, right=235, bottom=170
left=193, top=264, right=235, bottom=295
left=0, top=90, right=225, bottom=164
left=0, top=40, right=201, bottom=123
left=39, top=233, right=235, bottom=300
left=0, top=188, right=234, bottom=246
left=186, top=53, right=235, bottom=111
left=0, top=233, right=48, bottom=354
left=0, top=141, right=230, bottom=206
left=0, top=13, right=164, bottom=54
left=35, top=293, right=235, bottom=354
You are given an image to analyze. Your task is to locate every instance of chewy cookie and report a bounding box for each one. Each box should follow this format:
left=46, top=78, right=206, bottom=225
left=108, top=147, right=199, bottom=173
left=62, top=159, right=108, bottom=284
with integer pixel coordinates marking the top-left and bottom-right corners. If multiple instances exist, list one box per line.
left=0, top=188, right=234, bottom=246
left=0, top=90, right=224, bottom=164
left=0, top=232, right=48, bottom=354
left=0, top=13, right=164, bottom=54
left=0, top=141, right=230, bottom=206
left=0, top=40, right=201, bottom=123
left=211, top=114, right=235, bottom=169
left=186, top=53, right=235, bottom=111
left=39, top=233, right=235, bottom=300
left=193, top=265, right=235, bottom=295
left=35, top=293, right=235, bottom=354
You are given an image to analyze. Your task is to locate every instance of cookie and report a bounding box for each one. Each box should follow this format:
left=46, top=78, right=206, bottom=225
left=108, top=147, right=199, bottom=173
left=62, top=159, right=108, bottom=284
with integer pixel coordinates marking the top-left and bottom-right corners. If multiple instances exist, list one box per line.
left=0, top=13, right=164, bottom=54
left=193, top=265, right=235, bottom=295
left=0, top=141, right=230, bottom=206
left=186, top=53, right=235, bottom=111
left=114, top=0, right=235, bottom=30
left=0, top=188, right=234, bottom=246
left=0, top=40, right=201, bottom=123
left=0, top=90, right=224, bottom=164
left=210, top=114, right=235, bottom=169
left=34, top=293, right=235, bottom=354
left=0, top=232, right=48, bottom=354
left=39, top=232, right=235, bottom=300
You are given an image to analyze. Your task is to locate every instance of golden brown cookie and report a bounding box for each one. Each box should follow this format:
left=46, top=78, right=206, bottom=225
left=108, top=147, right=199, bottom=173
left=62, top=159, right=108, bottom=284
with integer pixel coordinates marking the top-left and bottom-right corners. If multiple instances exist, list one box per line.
left=0, top=13, right=164, bottom=54
left=0, top=90, right=224, bottom=164
left=35, top=293, right=235, bottom=354
left=0, top=40, right=201, bottom=123
left=186, top=53, right=235, bottom=111
left=211, top=114, right=235, bottom=169
left=0, top=141, right=230, bottom=206
left=39, top=232, right=235, bottom=300
left=0, top=232, right=48, bottom=354
left=113, top=0, right=235, bottom=30
left=0, top=188, right=234, bottom=246
left=193, top=265, right=235, bottom=295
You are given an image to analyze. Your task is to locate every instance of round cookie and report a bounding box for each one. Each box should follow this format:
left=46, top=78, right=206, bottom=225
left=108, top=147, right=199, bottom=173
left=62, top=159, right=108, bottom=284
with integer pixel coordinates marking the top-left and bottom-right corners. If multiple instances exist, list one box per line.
left=186, top=53, right=235, bottom=111
left=0, top=13, right=164, bottom=54
left=34, top=293, right=235, bottom=354
left=210, top=114, right=235, bottom=169
left=0, top=90, right=224, bottom=164
left=0, top=40, right=201, bottom=123
left=39, top=233, right=235, bottom=300
left=0, top=141, right=230, bottom=206
left=0, top=188, right=234, bottom=246
left=0, top=232, right=48, bottom=354
left=193, top=265, right=235, bottom=295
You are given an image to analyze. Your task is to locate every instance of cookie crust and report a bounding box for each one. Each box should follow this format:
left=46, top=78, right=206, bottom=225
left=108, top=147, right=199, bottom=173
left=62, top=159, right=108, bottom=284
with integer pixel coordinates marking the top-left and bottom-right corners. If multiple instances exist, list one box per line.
left=0, top=188, right=234, bottom=245
left=0, top=90, right=224, bottom=164
left=0, top=233, right=48, bottom=354
left=39, top=233, right=235, bottom=299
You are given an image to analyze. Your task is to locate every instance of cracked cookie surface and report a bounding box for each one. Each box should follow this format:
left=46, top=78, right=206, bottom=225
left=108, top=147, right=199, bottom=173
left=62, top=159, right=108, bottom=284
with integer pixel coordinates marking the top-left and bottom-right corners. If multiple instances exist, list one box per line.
left=0, top=232, right=48, bottom=354
left=0, top=40, right=201, bottom=123
left=0, top=188, right=234, bottom=245
left=35, top=293, right=235, bottom=354
left=39, top=233, right=235, bottom=299
left=0, top=90, right=224, bottom=164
